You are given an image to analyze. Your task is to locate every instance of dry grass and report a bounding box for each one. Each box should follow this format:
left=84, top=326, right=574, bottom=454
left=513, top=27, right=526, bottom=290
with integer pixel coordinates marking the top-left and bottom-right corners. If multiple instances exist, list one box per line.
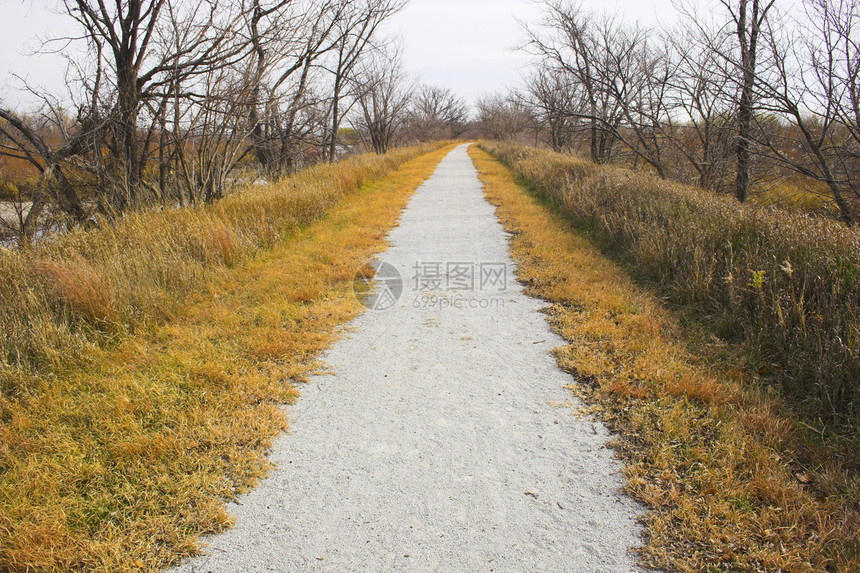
left=1, top=145, right=443, bottom=390
left=751, top=178, right=837, bottom=215
left=479, top=142, right=860, bottom=430
left=0, top=143, right=456, bottom=572
left=469, top=144, right=860, bottom=572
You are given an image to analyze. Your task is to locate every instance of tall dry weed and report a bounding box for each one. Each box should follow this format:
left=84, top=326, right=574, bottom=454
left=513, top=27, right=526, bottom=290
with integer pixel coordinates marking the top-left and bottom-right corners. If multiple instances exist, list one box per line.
left=0, top=144, right=441, bottom=391
left=35, top=257, right=117, bottom=326
left=482, top=141, right=860, bottom=427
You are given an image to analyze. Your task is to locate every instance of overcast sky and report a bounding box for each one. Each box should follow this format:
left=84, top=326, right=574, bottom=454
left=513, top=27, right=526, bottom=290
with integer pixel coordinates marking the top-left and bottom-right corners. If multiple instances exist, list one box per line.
left=385, top=0, right=681, bottom=104
left=0, top=0, right=685, bottom=109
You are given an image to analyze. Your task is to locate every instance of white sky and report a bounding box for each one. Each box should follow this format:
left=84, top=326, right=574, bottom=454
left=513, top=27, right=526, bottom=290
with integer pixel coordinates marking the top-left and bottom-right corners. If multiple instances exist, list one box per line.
left=386, top=0, right=681, bottom=104
left=0, top=1, right=72, bottom=107
left=0, top=0, right=687, bottom=110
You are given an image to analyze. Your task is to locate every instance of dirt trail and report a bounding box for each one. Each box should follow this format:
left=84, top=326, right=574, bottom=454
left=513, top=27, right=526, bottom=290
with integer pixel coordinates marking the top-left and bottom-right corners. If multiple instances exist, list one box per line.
left=170, top=144, right=646, bottom=572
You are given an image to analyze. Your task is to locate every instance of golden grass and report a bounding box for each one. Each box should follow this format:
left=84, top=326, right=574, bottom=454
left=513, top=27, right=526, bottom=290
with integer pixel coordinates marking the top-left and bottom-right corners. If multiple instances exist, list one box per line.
left=0, top=144, right=446, bottom=391
left=0, top=143, right=457, bottom=572
left=469, top=144, right=860, bottom=572
left=35, top=257, right=119, bottom=326
left=751, top=178, right=837, bottom=214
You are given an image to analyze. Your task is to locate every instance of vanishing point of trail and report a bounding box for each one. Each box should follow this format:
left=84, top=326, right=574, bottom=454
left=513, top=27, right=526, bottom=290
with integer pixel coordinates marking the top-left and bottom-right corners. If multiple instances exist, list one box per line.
left=171, top=145, right=646, bottom=572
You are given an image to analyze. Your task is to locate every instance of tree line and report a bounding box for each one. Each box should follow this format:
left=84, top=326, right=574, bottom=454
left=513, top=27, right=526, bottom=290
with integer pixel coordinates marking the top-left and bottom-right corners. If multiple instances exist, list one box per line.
left=0, top=0, right=470, bottom=243
left=475, top=0, right=860, bottom=225
left=8, top=0, right=845, bottom=239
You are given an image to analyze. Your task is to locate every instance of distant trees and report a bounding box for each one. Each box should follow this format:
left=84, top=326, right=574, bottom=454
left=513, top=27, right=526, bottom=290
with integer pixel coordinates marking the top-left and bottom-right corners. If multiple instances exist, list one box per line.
left=516, top=0, right=860, bottom=223
left=474, top=94, right=533, bottom=142
left=403, top=85, right=469, bottom=142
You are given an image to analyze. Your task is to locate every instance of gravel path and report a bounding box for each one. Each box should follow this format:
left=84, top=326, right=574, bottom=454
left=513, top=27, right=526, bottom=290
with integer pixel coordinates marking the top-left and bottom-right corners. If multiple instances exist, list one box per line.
left=170, top=144, right=647, bottom=572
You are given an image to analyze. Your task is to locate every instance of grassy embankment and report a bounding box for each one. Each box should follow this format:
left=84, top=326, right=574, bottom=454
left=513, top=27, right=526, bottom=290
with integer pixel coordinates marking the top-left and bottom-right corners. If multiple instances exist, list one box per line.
left=0, top=142, right=455, bottom=572
left=470, top=143, right=860, bottom=572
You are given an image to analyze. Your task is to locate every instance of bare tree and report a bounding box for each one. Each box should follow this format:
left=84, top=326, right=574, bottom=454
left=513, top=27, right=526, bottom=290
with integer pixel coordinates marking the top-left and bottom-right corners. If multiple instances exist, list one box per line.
left=717, top=0, right=778, bottom=201
left=517, top=0, right=860, bottom=224
left=351, top=43, right=412, bottom=154
left=405, top=85, right=469, bottom=142
left=0, top=106, right=90, bottom=237
left=594, top=21, right=674, bottom=177
left=664, top=20, right=736, bottom=190
left=167, top=67, right=259, bottom=204
left=523, top=66, right=580, bottom=151
left=747, top=0, right=860, bottom=223
left=525, top=2, right=679, bottom=174
left=246, top=0, right=298, bottom=170
left=475, top=93, right=534, bottom=142
left=58, top=0, right=248, bottom=211
left=0, top=0, right=409, bottom=244
left=525, top=2, right=614, bottom=162
left=320, top=0, right=405, bottom=161
left=243, top=0, right=346, bottom=173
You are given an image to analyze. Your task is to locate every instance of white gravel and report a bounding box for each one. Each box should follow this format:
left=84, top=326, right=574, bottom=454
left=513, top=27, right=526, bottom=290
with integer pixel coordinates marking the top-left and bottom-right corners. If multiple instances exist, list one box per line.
left=169, top=144, right=648, bottom=572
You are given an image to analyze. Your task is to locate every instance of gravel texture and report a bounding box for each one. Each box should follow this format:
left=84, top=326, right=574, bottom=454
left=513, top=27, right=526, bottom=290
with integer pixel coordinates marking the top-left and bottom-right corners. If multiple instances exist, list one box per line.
left=169, top=144, right=647, bottom=572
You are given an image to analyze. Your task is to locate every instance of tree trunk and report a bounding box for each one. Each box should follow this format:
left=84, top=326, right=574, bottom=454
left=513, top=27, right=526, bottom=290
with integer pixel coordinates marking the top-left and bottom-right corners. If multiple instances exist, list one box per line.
left=589, top=109, right=599, bottom=163
left=328, top=75, right=341, bottom=162
left=117, top=64, right=141, bottom=210
left=249, top=1, right=272, bottom=170
left=734, top=0, right=764, bottom=203
left=54, top=167, right=87, bottom=224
